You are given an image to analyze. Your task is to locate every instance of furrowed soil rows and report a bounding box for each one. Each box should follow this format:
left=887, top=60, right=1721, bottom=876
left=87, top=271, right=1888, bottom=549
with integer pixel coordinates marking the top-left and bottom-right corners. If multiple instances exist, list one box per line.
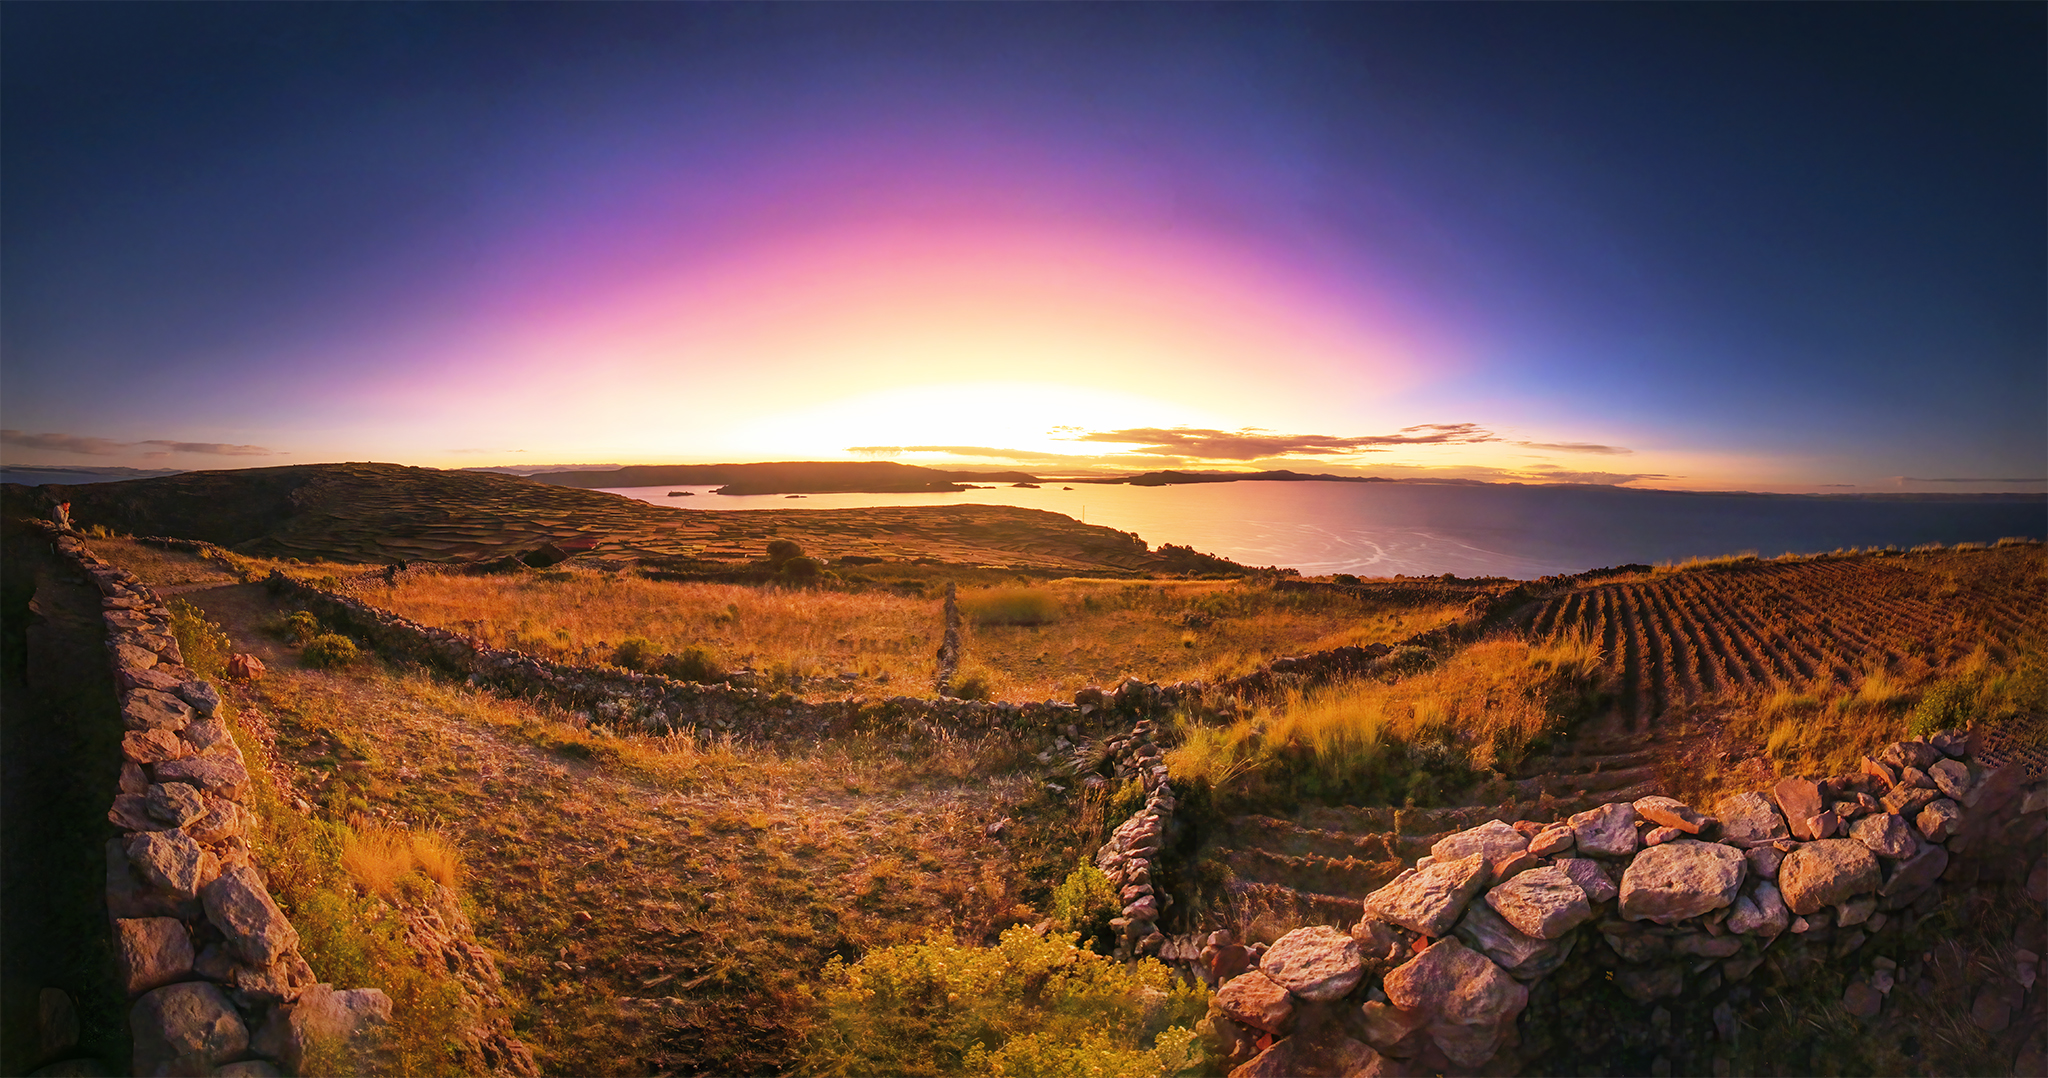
left=1525, top=547, right=2048, bottom=722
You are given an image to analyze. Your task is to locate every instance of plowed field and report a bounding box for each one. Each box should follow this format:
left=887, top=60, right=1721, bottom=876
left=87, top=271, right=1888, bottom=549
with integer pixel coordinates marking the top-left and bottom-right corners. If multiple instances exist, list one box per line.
left=1521, top=546, right=2048, bottom=727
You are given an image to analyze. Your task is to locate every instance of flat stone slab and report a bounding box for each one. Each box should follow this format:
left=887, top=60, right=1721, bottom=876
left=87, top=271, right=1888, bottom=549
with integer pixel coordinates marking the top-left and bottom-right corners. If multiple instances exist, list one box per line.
left=1618, top=839, right=1746, bottom=924
left=1259, top=925, right=1364, bottom=1003
left=1569, top=802, right=1641, bottom=858
left=1484, top=866, right=1591, bottom=940
left=1429, top=820, right=1529, bottom=868
left=1634, top=796, right=1707, bottom=834
left=1716, top=791, right=1791, bottom=848
left=1363, top=853, right=1488, bottom=938
left=1553, top=857, right=1618, bottom=903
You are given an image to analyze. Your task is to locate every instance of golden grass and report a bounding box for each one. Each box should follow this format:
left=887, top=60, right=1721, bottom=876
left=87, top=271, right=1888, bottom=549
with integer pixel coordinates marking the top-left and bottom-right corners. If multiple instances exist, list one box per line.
left=368, top=570, right=1464, bottom=701
left=1168, top=632, right=1603, bottom=806
left=340, top=817, right=465, bottom=896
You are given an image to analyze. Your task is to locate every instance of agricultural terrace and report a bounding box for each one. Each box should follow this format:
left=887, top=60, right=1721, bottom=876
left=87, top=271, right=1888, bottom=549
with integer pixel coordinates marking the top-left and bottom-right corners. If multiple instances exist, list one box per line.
left=1521, top=542, right=2048, bottom=775
left=358, top=571, right=1466, bottom=702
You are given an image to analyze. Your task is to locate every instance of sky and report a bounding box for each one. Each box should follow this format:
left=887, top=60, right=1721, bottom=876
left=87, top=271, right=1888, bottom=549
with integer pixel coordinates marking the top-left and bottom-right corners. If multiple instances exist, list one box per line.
left=3, top=3, right=2043, bottom=492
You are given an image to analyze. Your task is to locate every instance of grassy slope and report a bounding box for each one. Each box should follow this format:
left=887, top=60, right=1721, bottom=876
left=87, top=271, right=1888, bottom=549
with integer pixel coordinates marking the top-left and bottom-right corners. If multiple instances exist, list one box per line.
left=100, top=543, right=1078, bottom=1076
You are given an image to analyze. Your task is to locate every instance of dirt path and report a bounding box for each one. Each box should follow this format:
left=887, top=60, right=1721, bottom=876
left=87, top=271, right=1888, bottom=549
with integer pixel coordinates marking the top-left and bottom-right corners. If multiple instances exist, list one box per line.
left=119, top=566, right=1050, bottom=1076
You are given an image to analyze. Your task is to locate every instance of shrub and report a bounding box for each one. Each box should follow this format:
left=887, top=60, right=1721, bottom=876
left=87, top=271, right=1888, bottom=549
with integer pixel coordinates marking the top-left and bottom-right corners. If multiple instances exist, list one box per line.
left=766, top=538, right=805, bottom=568
left=281, top=611, right=322, bottom=645
left=802, top=925, right=1208, bottom=1078
left=302, top=633, right=360, bottom=669
left=169, top=599, right=233, bottom=680
left=1908, top=679, right=1976, bottom=738
left=950, top=667, right=994, bottom=701
left=778, top=555, right=823, bottom=583
left=655, top=646, right=726, bottom=684
left=1049, top=863, right=1120, bottom=953
left=613, top=637, right=659, bottom=672
left=964, top=588, right=1060, bottom=627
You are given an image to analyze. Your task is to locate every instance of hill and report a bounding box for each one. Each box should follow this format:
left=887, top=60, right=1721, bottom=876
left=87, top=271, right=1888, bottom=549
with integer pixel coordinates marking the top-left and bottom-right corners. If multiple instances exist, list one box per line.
left=0, top=462, right=1200, bottom=571
left=528, top=460, right=1039, bottom=494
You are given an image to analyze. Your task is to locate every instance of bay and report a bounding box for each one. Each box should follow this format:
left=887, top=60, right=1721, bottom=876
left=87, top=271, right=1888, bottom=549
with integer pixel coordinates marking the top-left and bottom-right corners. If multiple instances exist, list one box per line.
left=599, top=481, right=2046, bottom=579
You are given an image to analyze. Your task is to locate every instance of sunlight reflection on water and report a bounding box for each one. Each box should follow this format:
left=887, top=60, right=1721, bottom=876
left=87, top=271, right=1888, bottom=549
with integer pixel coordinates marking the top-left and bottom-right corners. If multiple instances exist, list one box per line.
left=598, top=482, right=2045, bottom=580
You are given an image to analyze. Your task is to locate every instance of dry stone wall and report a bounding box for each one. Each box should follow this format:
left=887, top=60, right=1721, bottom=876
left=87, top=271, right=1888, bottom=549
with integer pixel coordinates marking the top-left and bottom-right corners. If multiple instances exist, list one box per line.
left=1182, top=732, right=2048, bottom=1076
left=31, top=522, right=390, bottom=1077
left=1089, top=714, right=1181, bottom=961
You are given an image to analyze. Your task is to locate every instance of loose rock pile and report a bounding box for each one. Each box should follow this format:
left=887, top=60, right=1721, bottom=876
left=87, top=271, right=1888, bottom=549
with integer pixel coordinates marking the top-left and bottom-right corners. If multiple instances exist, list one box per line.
left=33, top=522, right=393, bottom=1077
left=1188, top=733, right=2048, bottom=1076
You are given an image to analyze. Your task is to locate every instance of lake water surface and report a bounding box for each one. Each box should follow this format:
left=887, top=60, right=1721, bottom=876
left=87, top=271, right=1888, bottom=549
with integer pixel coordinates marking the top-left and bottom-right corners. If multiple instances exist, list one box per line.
left=600, top=481, right=2046, bottom=579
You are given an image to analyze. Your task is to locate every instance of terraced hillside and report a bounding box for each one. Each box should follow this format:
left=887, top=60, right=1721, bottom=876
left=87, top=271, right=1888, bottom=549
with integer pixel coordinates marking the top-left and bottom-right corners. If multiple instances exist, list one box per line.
left=1522, top=545, right=2048, bottom=727
left=3, top=462, right=1193, bottom=571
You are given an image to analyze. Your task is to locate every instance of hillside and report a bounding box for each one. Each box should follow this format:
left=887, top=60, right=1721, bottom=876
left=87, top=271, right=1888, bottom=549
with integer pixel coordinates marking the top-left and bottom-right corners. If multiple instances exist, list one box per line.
left=0, top=462, right=1204, bottom=572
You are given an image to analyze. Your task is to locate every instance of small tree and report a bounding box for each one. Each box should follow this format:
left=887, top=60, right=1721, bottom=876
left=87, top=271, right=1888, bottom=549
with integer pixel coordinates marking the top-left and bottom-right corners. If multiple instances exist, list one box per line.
left=765, top=538, right=804, bottom=568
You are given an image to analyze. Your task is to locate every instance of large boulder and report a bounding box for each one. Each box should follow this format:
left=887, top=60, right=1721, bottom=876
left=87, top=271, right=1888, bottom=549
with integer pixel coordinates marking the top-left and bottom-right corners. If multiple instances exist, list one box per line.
left=1716, top=792, right=1791, bottom=848
left=202, top=865, right=300, bottom=967
left=125, top=831, right=219, bottom=902
left=253, top=985, right=391, bottom=1076
left=1214, top=971, right=1294, bottom=1035
left=1569, top=802, right=1641, bottom=857
left=1381, top=938, right=1527, bottom=1028
left=1618, top=840, right=1745, bottom=924
left=115, top=917, right=195, bottom=996
left=1362, top=854, right=1488, bottom=937
left=1778, top=839, right=1880, bottom=915
left=131, top=982, right=248, bottom=1077
left=1484, top=866, right=1591, bottom=940
left=1258, top=925, right=1364, bottom=1002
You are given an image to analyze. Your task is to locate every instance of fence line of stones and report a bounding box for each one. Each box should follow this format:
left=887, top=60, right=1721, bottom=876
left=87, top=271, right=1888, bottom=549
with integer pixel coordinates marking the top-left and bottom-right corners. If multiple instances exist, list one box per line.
left=1176, top=732, right=2048, bottom=1077
left=1086, top=713, right=1181, bottom=961
left=30, top=521, right=390, bottom=1078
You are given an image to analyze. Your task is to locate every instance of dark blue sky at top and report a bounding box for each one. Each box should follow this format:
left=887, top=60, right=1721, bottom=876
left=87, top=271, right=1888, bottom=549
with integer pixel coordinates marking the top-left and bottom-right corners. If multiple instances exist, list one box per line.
left=2, top=2, right=2042, bottom=485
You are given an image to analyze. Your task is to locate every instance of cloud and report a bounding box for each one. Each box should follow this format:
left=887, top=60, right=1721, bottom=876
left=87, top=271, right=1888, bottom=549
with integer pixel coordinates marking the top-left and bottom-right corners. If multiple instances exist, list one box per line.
left=1066, top=423, right=1501, bottom=460
left=1519, top=470, right=1667, bottom=485
left=1512, top=441, right=1633, bottom=455
left=2, top=430, right=274, bottom=457
left=849, top=444, right=1190, bottom=468
left=1895, top=476, right=2047, bottom=484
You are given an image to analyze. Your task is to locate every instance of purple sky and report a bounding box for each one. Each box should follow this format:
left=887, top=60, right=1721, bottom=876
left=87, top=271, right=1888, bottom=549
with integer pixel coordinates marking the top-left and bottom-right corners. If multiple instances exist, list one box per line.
left=3, top=4, right=2042, bottom=491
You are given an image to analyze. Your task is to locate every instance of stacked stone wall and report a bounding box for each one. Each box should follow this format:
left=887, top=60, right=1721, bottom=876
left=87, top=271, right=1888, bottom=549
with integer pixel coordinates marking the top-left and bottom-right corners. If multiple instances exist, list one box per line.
left=1181, top=731, right=2048, bottom=1076
left=31, top=522, right=390, bottom=1077
left=1088, top=714, right=1180, bottom=961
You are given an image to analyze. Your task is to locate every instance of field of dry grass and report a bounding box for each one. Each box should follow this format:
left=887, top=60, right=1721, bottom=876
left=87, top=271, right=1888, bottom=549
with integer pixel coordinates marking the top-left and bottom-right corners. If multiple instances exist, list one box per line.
left=82, top=542, right=1090, bottom=1076
left=358, top=570, right=1462, bottom=702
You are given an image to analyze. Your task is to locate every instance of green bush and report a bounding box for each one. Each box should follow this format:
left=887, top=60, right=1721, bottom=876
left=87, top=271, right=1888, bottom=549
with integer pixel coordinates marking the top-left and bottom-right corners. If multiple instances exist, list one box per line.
left=613, top=637, right=659, bottom=672
left=802, top=925, right=1208, bottom=1078
left=169, top=599, right=233, bottom=680
left=1049, top=863, right=1120, bottom=953
left=779, top=555, right=823, bottom=583
left=950, top=668, right=994, bottom=701
left=964, top=588, right=1061, bottom=627
left=1907, top=679, right=1976, bottom=738
left=280, top=611, right=322, bottom=645
left=302, top=634, right=361, bottom=669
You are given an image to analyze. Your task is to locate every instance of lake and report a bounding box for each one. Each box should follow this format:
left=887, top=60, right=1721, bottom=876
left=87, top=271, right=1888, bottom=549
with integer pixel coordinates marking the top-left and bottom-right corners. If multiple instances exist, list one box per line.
left=598, top=481, right=2047, bottom=579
